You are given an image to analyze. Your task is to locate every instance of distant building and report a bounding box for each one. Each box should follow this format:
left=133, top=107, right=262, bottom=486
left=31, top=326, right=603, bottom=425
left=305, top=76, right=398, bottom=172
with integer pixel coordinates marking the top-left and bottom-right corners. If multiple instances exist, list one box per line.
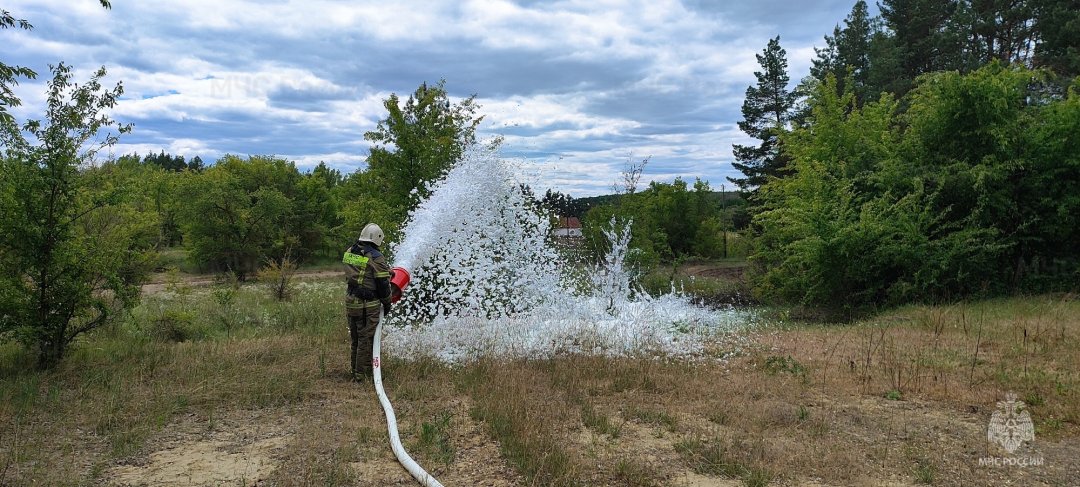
left=554, top=216, right=583, bottom=238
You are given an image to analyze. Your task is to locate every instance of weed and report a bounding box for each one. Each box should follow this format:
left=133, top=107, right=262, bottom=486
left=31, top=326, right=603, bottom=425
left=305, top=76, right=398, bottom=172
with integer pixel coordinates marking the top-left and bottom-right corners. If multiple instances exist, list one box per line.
left=914, top=462, right=935, bottom=484
left=415, top=411, right=455, bottom=464
left=797, top=405, right=809, bottom=422
left=707, top=410, right=729, bottom=425
left=885, top=389, right=902, bottom=401
left=1037, top=417, right=1064, bottom=436
left=582, top=403, right=621, bottom=438
left=744, top=466, right=776, bottom=487
left=674, top=436, right=742, bottom=478
left=763, top=355, right=807, bottom=378
left=628, top=407, right=678, bottom=432
left=149, top=309, right=197, bottom=342
left=258, top=251, right=298, bottom=301
left=356, top=426, right=377, bottom=445
left=461, top=360, right=581, bottom=486
left=613, top=457, right=661, bottom=487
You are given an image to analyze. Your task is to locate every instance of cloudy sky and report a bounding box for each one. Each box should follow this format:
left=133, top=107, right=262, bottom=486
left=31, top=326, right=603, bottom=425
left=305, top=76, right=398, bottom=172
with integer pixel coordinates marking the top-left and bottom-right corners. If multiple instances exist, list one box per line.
left=6, top=0, right=870, bottom=196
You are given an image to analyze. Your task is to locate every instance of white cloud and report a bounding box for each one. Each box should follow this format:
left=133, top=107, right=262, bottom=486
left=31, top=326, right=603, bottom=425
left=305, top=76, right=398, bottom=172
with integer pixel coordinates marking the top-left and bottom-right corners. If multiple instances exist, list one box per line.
left=5, top=0, right=853, bottom=195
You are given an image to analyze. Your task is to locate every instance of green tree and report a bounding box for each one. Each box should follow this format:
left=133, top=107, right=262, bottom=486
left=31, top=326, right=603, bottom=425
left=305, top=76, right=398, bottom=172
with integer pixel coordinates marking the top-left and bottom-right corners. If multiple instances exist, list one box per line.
left=948, top=0, right=1037, bottom=71
left=810, top=1, right=903, bottom=104
left=1032, top=0, right=1080, bottom=79
left=176, top=155, right=295, bottom=277
left=2, top=2, right=111, bottom=124
left=98, top=153, right=182, bottom=247
left=143, top=150, right=188, bottom=172
left=0, top=64, right=153, bottom=368
left=879, top=0, right=963, bottom=81
left=188, top=155, right=205, bottom=172
left=0, top=8, right=35, bottom=125
left=902, top=63, right=1077, bottom=287
left=294, top=168, right=340, bottom=258
left=753, top=64, right=1078, bottom=313
left=361, top=80, right=482, bottom=224
left=729, top=36, right=797, bottom=194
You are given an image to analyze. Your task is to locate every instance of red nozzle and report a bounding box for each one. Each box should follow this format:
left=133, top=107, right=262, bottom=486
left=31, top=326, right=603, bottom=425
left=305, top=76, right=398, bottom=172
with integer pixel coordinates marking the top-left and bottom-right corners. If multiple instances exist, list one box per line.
left=389, top=266, right=411, bottom=303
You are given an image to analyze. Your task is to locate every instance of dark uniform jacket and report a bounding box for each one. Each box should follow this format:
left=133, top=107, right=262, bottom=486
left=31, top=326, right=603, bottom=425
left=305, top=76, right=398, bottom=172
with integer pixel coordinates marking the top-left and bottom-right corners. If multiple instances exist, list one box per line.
left=343, top=242, right=392, bottom=315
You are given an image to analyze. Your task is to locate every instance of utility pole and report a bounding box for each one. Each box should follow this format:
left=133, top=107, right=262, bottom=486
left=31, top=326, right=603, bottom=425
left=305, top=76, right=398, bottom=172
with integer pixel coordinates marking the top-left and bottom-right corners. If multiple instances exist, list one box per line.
left=721, top=184, right=728, bottom=259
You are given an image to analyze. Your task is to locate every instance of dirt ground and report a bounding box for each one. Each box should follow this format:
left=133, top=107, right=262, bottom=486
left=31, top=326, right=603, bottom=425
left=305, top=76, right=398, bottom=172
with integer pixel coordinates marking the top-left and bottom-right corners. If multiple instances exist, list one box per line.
left=96, top=343, right=1079, bottom=487
left=6, top=268, right=1076, bottom=486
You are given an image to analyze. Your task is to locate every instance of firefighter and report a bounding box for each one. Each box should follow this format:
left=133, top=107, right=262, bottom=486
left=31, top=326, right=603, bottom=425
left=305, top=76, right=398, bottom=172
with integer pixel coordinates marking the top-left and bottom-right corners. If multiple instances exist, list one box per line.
left=343, top=223, right=393, bottom=381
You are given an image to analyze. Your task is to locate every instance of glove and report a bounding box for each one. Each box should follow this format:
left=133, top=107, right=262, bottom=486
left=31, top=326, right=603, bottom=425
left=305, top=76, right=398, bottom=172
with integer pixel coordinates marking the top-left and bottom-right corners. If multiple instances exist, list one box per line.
left=382, top=302, right=392, bottom=316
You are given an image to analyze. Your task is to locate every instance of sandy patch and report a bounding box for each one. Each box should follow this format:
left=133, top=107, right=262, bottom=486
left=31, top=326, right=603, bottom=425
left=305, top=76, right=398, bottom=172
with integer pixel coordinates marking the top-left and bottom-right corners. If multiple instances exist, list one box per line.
left=673, top=472, right=743, bottom=486
left=110, top=436, right=285, bottom=486
left=105, top=410, right=293, bottom=486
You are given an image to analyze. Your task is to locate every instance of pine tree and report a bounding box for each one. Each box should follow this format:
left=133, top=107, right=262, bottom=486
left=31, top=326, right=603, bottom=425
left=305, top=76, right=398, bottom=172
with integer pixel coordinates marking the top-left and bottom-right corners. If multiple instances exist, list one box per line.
left=728, top=36, right=797, bottom=194
left=1032, top=0, right=1080, bottom=79
left=812, top=0, right=876, bottom=103
left=880, top=0, right=962, bottom=80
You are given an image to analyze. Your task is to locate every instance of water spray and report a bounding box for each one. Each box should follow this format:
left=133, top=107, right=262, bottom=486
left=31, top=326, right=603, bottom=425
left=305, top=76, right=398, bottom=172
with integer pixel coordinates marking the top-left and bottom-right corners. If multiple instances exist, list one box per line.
left=368, top=147, right=751, bottom=483
left=372, top=266, right=443, bottom=487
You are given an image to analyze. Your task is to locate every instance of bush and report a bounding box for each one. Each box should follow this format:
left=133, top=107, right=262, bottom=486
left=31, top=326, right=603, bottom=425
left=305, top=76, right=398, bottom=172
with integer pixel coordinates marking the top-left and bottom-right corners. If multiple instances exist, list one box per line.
left=148, top=310, right=201, bottom=342
left=753, top=65, right=1080, bottom=313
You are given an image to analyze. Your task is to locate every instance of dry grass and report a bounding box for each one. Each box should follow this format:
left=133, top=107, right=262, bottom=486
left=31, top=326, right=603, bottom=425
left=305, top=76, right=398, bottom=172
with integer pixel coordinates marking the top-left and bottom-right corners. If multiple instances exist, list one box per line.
left=1, top=288, right=1078, bottom=486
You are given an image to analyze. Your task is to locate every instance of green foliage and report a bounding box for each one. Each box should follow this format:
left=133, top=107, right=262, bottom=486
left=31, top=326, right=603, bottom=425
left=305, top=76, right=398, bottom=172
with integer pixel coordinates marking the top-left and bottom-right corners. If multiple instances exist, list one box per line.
left=0, top=64, right=153, bottom=368
left=334, top=172, right=402, bottom=246
left=175, top=156, right=295, bottom=278
left=582, top=178, right=735, bottom=275
left=175, top=154, right=340, bottom=275
left=358, top=80, right=482, bottom=228
left=729, top=36, right=797, bottom=194
left=414, top=411, right=455, bottom=465
left=257, top=251, right=298, bottom=302
left=754, top=64, right=1079, bottom=313
left=1033, top=0, right=1080, bottom=79
left=0, top=8, right=36, bottom=126
left=87, top=155, right=182, bottom=248
left=810, top=1, right=907, bottom=104
left=763, top=355, right=807, bottom=378
left=879, top=0, right=964, bottom=80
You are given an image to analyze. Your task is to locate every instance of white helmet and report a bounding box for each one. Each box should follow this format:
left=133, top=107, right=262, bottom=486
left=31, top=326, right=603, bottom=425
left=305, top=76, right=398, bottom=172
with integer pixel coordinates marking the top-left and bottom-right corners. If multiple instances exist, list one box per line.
left=358, top=223, right=385, bottom=247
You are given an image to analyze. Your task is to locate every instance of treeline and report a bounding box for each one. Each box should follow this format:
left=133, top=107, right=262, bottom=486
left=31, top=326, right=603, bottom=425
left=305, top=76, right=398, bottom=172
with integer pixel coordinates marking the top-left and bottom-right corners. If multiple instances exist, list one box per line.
left=730, top=0, right=1079, bottom=314
left=92, top=81, right=480, bottom=279
left=579, top=176, right=749, bottom=270
left=1, top=71, right=479, bottom=366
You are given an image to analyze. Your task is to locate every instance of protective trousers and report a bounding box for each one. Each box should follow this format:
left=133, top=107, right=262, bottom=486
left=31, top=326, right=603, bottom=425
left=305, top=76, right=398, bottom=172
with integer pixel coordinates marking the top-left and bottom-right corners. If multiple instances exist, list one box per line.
left=348, top=304, right=380, bottom=379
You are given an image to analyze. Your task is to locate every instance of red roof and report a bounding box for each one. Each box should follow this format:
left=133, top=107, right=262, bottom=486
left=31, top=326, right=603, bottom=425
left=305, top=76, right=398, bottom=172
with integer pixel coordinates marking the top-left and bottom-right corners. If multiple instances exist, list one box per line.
left=557, top=216, right=581, bottom=229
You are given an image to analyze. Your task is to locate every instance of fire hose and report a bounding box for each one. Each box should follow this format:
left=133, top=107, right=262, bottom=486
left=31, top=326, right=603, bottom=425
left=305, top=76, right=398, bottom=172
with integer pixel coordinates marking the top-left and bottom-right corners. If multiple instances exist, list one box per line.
left=374, top=267, right=445, bottom=487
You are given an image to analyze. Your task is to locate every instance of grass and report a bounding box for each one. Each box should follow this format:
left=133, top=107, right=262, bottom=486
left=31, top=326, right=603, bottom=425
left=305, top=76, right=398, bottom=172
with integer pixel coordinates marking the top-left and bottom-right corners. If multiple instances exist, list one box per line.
left=639, top=258, right=752, bottom=306
left=457, top=360, right=581, bottom=486
left=414, top=411, right=455, bottom=465
left=1, top=281, right=1078, bottom=485
left=674, top=435, right=775, bottom=485
left=627, top=407, right=678, bottom=432
left=581, top=403, right=622, bottom=438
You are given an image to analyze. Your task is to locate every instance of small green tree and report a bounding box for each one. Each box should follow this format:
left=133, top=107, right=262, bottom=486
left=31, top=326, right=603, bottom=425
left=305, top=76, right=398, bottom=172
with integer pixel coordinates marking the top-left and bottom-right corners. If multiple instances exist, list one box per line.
left=361, top=80, right=482, bottom=224
left=0, top=63, right=153, bottom=368
left=176, top=155, right=294, bottom=278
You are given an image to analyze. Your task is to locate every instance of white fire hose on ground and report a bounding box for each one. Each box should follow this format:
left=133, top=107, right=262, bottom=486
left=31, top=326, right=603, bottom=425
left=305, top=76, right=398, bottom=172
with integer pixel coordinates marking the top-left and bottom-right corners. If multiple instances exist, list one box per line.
left=372, top=267, right=445, bottom=487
